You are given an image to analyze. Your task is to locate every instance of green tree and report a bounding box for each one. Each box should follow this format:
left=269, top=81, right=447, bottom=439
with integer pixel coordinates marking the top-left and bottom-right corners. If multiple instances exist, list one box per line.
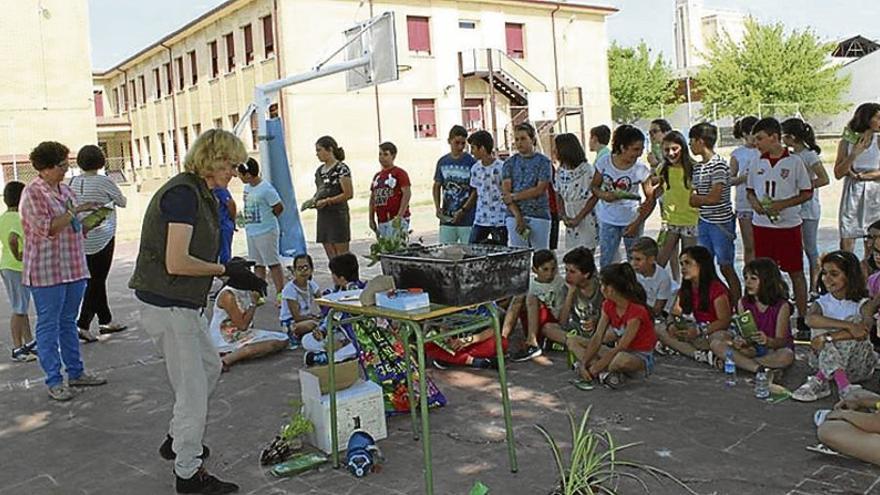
left=696, top=19, right=850, bottom=118
left=607, top=41, right=679, bottom=124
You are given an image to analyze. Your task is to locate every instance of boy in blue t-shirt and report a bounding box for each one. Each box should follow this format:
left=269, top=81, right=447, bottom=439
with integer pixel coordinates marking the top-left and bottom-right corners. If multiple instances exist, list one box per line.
left=0, top=181, right=35, bottom=362
left=433, top=125, right=476, bottom=244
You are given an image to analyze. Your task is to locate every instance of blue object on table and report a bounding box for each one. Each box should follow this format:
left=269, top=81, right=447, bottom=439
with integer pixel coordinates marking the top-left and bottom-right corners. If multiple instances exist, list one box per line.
left=375, top=290, right=430, bottom=312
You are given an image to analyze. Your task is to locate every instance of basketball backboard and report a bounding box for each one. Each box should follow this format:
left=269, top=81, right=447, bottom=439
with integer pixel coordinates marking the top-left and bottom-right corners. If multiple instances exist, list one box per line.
left=344, top=12, right=399, bottom=91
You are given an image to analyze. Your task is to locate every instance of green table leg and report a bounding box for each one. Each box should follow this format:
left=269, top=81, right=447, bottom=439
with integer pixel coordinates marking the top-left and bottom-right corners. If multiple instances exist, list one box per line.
left=489, top=304, right=518, bottom=473
left=401, top=323, right=420, bottom=440
left=326, top=310, right=339, bottom=468
left=411, top=323, right=434, bottom=495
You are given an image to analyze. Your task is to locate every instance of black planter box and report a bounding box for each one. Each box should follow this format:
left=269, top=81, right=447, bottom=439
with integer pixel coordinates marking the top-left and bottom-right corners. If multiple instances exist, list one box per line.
left=379, top=244, right=531, bottom=306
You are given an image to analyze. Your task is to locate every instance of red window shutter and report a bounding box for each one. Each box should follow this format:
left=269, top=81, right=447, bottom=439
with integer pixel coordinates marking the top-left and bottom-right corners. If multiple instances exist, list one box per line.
left=407, top=16, right=431, bottom=54
left=244, top=24, right=254, bottom=64
left=93, top=90, right=104, bottom=117
left=263, top=16, right=274, bottom=57
left=505, top=23, right=524, bottom=58
left=412, top=99, right=436, bottom=139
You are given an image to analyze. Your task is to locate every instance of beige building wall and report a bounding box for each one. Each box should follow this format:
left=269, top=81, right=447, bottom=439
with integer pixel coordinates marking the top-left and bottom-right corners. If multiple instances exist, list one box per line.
left=0, top=0, right=96, bottom=170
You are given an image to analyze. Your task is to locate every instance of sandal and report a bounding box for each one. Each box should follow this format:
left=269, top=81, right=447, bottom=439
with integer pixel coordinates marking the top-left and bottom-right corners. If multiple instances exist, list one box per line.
left=569, top=378, right=595, bottom=391
left=98, top=323, right=128, bottom=335
left=78, top=330, right=98, bottom=343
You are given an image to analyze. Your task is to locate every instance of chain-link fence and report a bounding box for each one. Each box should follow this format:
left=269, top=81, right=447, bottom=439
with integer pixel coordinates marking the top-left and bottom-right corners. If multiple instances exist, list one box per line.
left=1, top=156, right=131, bottom=186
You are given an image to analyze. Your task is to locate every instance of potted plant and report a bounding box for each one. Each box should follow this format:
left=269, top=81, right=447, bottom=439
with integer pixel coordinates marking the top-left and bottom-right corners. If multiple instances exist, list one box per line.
left=261, top=401, right=315, bottom=466
left=366, top=216, right=411, bottom=266
left=534, top=407, right=698, bottom=495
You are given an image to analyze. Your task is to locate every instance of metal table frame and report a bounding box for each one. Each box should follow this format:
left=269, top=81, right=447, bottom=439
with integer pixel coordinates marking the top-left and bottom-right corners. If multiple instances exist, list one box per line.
left=317, top=298, right=518, bottom=494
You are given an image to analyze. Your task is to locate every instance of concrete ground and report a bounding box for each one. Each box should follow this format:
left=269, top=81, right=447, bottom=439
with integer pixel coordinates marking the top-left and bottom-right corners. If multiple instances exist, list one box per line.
left=3, top=177, right=880, bottom=494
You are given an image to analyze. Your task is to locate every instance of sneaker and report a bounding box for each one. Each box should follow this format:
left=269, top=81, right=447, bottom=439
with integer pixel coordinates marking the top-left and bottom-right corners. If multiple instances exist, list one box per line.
left=98, top=322, right=128, bottom=334
left=303, top=351, right=329, bottom=367
left=471, top=357, right=498, bottom=370
left=159, top=434, right=210, bottom=461
left=432, top=359, right=451, bottom=370
left=68, top=372, right=107, bottom=387
left=841, top=384, right=864, bottom=400
left=795, top=317, right=811, bottom=342
left=792, top=376, right=832, bottom=402
left=813, top=409, right=832, bottom=427
left=175, top=467, right=239, bottom=494
left=23, top=339, right=37, bottom=352
left=286, top=333, right=300, bottom=351
left=601, top=371, right=625, bottom=389
left=48, top=384, right=75, bottom=401
left=693, top=350, right=708, bottom=363
left=510, top=345, right=542, bottom=362
left=11, top=346, right=36, bottom=362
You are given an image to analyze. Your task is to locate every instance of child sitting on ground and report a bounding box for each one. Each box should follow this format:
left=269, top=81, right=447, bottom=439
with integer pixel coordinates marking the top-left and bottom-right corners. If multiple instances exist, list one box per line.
left=630, top=237, right=672, bottom=319
left=656, top=245, right=732, bottom=363
left=710, top=258, right=794, bottom=376
left=279, top=254, right=322, bottom=348
left=792, top=251, right=877, bottom=402
left=302, top=253, right=363, bottom=365
left=508, top=249, right=566, bottom=361
left=815, top=389, right=880, bottom=466
left=209, top=286, right=288, bottom=371
left=568, top=262, right=656, bottom=389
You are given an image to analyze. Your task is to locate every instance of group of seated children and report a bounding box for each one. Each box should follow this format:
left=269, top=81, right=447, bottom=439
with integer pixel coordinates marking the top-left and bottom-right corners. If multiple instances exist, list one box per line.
left=504, top=238, right=879, bottom=400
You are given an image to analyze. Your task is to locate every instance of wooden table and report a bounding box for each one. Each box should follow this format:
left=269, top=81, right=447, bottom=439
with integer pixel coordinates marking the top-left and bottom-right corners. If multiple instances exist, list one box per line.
left=316, top=296, right=518, bottom=495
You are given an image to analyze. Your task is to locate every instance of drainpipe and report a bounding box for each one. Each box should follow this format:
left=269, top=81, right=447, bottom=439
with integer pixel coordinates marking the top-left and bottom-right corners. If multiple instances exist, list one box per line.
left=160, top=42, right=181, bottom=174
left=550, top=4, right=562, bottom=132
left=122, top=68, right=139, bottom=190
left=369, top=0, right=382, bottom=142
left=272, top=0, right=285, bottom=125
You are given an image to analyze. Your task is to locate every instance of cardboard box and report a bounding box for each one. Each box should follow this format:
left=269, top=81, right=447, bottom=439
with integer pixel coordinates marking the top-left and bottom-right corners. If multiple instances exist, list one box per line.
left=376, top=290, right=430, bottom=312
left=304, top=358, right=359, bottom=395
left=299, top=374, right=387, bottom=454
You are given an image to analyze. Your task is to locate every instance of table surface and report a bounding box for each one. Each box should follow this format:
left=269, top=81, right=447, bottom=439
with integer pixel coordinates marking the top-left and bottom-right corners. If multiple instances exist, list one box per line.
left=316, top=297, right=483, bottom=322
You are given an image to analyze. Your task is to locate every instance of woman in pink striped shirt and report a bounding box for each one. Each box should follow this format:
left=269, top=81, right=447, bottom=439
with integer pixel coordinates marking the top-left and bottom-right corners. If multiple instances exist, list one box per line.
left=20, top=141, right=107, bottom=401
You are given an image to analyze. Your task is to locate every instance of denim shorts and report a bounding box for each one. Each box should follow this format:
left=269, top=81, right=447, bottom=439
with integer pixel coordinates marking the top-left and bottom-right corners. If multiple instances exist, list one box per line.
left=626, top=350, right=655, bottom=376
left=697, top=218, right=736, bottom=266
left=1, top=269, right=30, bottom=315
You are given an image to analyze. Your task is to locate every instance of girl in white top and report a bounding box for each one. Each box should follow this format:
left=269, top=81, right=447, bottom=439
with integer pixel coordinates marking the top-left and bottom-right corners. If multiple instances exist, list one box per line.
left=834, top=103, right=880, bottom=253
left=553, top=133, right=598, bottom=250
left=729, top=116, right=760, bottom=264
left=782, top=118, right=830, bottom=296
left=279, top=254, right=323, bottom=343
left=209, top=286, right=287, bottom=370
left=792, top=251, right=877, bottom=402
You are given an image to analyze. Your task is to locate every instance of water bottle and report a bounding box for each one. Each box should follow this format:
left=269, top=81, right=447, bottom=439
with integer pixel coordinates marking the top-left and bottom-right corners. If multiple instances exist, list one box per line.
left=724, top=349, right=736, bottom=387
left=754, top=367, right=770, bottom=399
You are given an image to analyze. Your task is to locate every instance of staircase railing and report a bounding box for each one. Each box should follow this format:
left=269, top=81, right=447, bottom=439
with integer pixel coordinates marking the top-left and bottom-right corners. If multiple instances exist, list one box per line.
left=461, top=49, right=548, bottom=93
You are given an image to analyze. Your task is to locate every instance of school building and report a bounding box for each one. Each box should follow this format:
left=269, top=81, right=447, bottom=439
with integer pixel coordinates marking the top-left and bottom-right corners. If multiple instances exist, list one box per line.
left=89, top=0, right=615, bottom=199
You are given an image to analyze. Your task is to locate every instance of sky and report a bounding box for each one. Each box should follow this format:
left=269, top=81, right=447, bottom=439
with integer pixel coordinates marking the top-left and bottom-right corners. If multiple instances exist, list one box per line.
left=88, top=0, right=880, bottom=71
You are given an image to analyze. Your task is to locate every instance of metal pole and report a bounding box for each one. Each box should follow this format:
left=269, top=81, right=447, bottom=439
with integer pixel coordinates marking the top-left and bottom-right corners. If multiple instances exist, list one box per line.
left=259, top=56, right=369, bottom=93
left=685, top=76, right=693, bottom=127
left=487, top=49, right=498, bottom=144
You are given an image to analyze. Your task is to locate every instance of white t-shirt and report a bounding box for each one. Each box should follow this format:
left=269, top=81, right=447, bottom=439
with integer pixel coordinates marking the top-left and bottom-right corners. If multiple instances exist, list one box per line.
left=795, top=149, right=822, bottom=221
left=528, top=274, right=567, bottom=317
left=470, top=158, right=507, bottom=227
left=747, top=150, right=812, bottom=229
left=731, top=146, right=760, bottom=213
left=850, top=133, right=880, bottom=172
left=815, top=293, right=865, bottom=335
left=594, top=153, right=651, bottom=226
left=279, top=279, right=321, bottom=322
left=636, top=265, right=672, bottom=308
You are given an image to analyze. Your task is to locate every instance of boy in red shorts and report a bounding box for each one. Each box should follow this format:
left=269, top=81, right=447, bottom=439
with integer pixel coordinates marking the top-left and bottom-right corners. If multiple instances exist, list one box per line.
left=747, top=117, right=813, bottom=340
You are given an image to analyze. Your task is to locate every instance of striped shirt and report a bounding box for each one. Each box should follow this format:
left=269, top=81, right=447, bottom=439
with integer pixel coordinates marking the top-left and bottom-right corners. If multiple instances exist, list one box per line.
left=68, top=173, right=127, bottom=254
left=20, top=177, right=89, bottom=287
left=692, top=154, right=734, bottom=223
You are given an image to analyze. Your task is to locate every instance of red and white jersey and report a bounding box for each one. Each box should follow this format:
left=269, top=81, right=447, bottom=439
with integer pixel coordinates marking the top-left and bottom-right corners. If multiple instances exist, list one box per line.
left=747, top=149, right=812, bottom=228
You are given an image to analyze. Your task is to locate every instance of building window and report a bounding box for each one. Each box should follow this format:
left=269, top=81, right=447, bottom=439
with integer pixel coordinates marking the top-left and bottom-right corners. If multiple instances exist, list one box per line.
left=243, top=24, right=254, bottom=65
left=93, top=90, right=104, bottom=117
left=122, top=83, right=130, bottom=111
left=505, top=23, right=525, bottom=59
left=209, top=41, right=219, bottom=78
left=463, top=98, right=484, bottom=132
left=188, top=50, right=198, bottom=85
left=225, top=32, right=235, bottom=72
left=229, top=113, right=239, bottom=129
left=138, top=75, right=146, bottom=104
left=214, top=118, right=223, bottom=129
left=170, top=132, right=178, bottom=163
left=153, top=68, right=162, bottom=99
left=144, top=136, right=151, bottom=166
left=458, top=20, right=477, bottom=30
left=412, top=99, right=436, bottom=139
left=158, top=132, right=166, bottom=163
left=193, top=123, right=202, bottom=138
left=164, top=62, right=173, bottom=95
left=112, top=88, right=119, bottom=116
left=262, top=15, right=274, bottom=58
left=181, top=128, right=189, bottom=152
left=406, top=16, right=431, bottom=55
left=175, top=57, right=184, bottom=90
left=134, top=138, right=141, bottom=166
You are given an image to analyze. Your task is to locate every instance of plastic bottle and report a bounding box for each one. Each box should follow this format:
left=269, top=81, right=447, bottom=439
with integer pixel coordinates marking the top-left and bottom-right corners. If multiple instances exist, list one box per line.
left=724, top=349, right=736, bottom=387
left=754, top=367, right=770, bottom=399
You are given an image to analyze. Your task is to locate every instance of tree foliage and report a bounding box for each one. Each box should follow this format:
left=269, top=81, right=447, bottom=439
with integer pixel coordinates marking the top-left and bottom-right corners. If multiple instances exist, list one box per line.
left=696, top=19, right=850, bottom=118
left=608, top=41, right=680, bottom=124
